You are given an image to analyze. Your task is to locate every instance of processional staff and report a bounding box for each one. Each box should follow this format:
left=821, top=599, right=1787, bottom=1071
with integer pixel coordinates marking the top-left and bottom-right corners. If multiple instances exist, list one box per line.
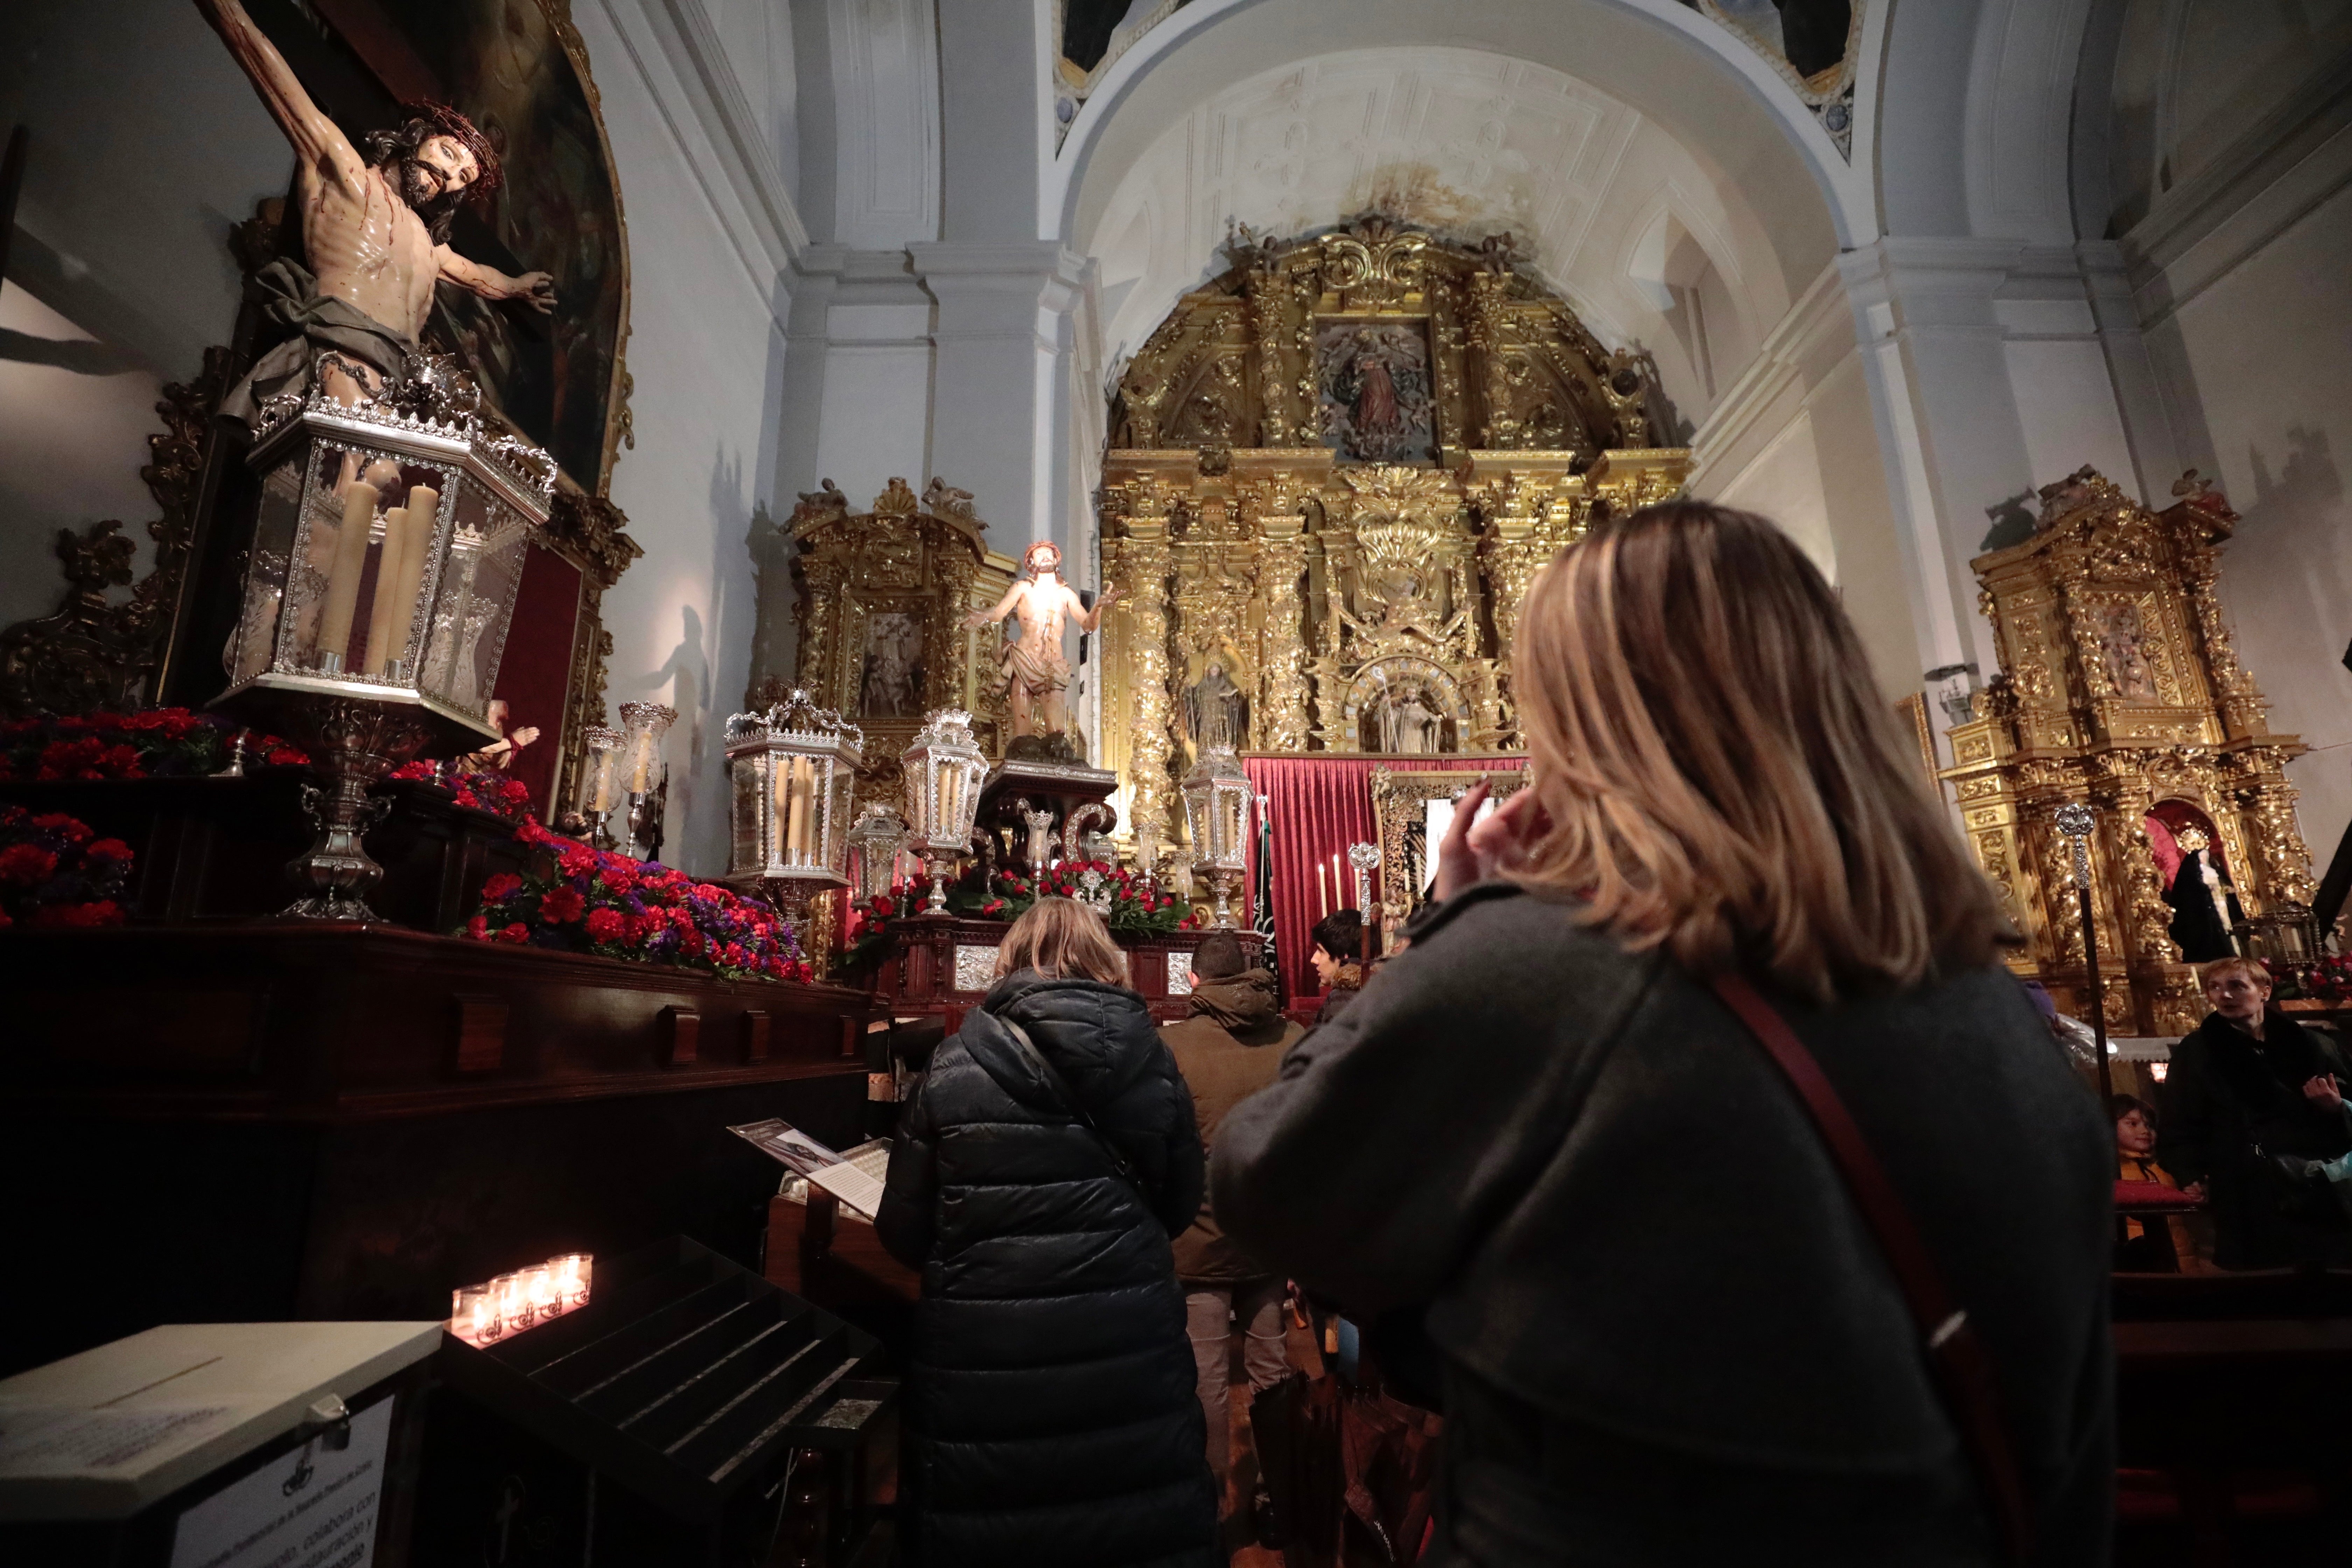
left=2054, top=803, right=2113, bottom=1102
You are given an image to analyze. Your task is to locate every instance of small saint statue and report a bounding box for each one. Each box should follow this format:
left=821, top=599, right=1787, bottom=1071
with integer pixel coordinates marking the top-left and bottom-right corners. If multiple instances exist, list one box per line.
left=196, top=0, right=556, bottom=426
left=1183, top=659, right=1249, bottom=754
left=963, top=541, right=1119, bottom=741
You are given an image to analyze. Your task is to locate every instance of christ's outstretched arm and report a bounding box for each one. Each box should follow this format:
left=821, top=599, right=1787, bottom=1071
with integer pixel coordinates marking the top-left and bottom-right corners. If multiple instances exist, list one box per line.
left=436, top=248, right=558, bottom=311
left=1073, top=584, right=1120, bottom=634
left=194, top=0, right=365, bottom=200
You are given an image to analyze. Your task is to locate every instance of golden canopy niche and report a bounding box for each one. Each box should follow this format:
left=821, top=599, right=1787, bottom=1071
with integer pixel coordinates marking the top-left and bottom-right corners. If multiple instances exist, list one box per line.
left=1940, top=467, right=2315, bottom=1037
left=1098, top=217, right=1690, bottom=848
left=769, top=478, right=1018, bottom=805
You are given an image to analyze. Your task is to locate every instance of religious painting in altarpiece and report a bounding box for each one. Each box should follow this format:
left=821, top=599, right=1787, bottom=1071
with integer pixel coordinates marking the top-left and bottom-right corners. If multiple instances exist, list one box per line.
left=770, top=479, right=1018, bottom=812
left=1098, top=216, right=1691, bottom=855
left=1939, top=466, right=2314, bottom=1038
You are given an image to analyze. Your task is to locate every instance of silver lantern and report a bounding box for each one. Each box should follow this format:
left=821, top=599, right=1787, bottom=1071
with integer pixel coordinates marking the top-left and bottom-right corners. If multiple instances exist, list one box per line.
left=1180, top=743, right=1254, bottom=928
left=847, top=803, right=913, bottom=905
left=219, top=377, right=554, bottom=918
left=901, top=709, right=989, bottom=915
left=723, top=691, right=863, bottom=935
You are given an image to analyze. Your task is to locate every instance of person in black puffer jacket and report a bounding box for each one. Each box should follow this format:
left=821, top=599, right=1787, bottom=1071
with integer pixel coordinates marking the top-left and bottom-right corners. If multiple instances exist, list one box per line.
left=877, top=896, right=1218, bottom=1568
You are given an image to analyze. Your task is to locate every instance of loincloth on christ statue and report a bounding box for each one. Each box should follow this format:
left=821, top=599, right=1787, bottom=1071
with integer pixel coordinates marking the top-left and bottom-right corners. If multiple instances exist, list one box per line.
left=216, top=258, right=421, bottom=433
left=998, top=637, right=1071, bottom=699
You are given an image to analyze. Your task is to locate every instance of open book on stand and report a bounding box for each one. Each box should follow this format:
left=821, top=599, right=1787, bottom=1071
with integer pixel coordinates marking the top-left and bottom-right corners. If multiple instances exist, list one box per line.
left=727, top=1119, right=889, bottom=1219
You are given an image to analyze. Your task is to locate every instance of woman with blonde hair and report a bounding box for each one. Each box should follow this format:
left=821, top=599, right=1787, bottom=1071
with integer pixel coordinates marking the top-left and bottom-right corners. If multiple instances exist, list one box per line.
left=1214, top=502, right=2112, bottom=1564
left=877, top=896, right=1216, bottom=1567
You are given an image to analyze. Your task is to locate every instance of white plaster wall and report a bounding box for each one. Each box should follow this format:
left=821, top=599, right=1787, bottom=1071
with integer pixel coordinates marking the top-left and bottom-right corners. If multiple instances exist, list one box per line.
left=810, top=300, right=935, bottom=502
left=0, top=285, right=170, bottom=631
left=2144, top=177, right=2352, bottom=862
left=0, top=0, right=292, bottom=634
left=577, top=0, right=790, bottom=880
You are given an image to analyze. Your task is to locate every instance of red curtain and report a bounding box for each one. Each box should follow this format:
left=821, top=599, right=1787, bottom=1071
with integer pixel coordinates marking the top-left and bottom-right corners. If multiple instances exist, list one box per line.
left=1242, top=755, right=1523, bottom=1002
left=496, top=542, right=586, bottom=819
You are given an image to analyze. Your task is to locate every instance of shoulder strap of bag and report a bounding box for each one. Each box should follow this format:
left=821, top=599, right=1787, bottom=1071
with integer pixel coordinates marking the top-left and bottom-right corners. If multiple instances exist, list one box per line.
left=996, top=1015, right=1154, bottom=1202
left=1709, top=972, right=2036, bottom=1565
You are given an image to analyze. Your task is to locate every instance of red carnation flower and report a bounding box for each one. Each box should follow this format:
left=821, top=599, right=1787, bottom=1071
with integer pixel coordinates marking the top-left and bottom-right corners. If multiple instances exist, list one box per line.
left=84, top=838, right=133, bottom=864
left=0, top=844, right=58, bottom=886
left=869, top=895, right=895, bottom=916
left=33, top=899, right=123, bottom=927
left=466, top=915, right=490, bottom=939
left=482, top=873, right=523, bottom=902
left=30, top=813, right=92, bottom=843
left=539, top=886, right=586, bottom=923
left=499, top=922, right=530, bottom=943
left=585, top=906, right=625, bottom=943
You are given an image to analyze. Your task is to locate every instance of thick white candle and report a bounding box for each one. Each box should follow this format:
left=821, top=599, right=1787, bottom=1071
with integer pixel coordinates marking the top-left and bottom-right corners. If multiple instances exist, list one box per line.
left=1316, top=861, right=1328, bottom=917
left=316, top=476, right=378, bottom=670
left=382, top=483, right=439, bottom=677
left=358, top=506, right=407, bottom=675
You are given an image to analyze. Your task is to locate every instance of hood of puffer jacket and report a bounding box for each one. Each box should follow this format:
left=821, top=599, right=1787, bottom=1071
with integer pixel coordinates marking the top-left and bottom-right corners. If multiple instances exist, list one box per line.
left=1185, top=968, right=1282, bottom=1032
left=961, top=968, right=1164, bottom=1113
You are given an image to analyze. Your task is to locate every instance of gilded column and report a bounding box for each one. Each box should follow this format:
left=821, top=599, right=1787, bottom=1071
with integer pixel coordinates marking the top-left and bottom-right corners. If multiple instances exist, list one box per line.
left=1255, top=488, right=1312, bottom=751
left=1246, top=262, right=1291, bottom=447
left=2234, top=757, right=2317, bottom=907
left=1468, top=273, right=1517, bottom=448
left=1119, top=497, right=1177, bottom=848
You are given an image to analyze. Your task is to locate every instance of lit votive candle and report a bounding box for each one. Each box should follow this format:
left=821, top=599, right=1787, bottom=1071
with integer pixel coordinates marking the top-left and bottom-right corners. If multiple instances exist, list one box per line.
left=454, top=1284, right=498, bottom=1344
left=525, top=1266, right=556, bottom=1322
left=493, top=1271, right=529, bottom=1329
left=552, top=1252, right=592, bottom=1309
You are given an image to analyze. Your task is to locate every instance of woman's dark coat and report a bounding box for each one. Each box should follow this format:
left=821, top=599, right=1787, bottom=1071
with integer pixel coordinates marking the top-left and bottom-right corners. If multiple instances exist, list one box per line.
left=1213, top=882, right=2115, bottom=1567
left=876, top=970, right=1217, bottom=1568
left=2158, top=1008, right=2352, bottom=1269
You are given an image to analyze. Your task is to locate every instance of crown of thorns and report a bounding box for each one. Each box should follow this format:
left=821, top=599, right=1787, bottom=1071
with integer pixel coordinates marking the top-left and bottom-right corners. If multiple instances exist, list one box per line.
left=405, top=101, right=504, bottom=206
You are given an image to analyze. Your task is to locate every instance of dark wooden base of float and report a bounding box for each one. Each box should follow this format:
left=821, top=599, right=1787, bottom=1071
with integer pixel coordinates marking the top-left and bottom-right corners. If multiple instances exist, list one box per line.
left=0, top=924, right=878, bottom=1377
left=0, top=773, right=534, bottom=934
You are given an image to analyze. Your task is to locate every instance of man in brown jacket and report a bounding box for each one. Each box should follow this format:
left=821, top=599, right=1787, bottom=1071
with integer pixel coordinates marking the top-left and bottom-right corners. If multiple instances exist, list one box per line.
left=1161, top=931, right=1304, bottom=1508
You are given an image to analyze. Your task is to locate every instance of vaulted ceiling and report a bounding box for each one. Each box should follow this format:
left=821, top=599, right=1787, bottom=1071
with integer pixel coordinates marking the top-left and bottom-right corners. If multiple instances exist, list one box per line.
left=1086, top=46, right=1803, bottom=433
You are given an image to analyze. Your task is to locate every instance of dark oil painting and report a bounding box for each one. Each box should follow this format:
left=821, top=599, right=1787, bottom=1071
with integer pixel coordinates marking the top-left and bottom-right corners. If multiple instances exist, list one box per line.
left=382, top=0, right=627, bottom=494
left=1315, top=320, right=1436, bottom=465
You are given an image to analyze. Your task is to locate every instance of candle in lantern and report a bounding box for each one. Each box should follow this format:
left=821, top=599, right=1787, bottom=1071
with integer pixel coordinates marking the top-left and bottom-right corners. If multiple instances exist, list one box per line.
left=630, top=729, right=656, bottom=794
left=771, top=754, right=793, bottom=860
left=492, top=1271, right=527, bottom=1329
left=1316, top=861, right=1328, bottom=917
left=782, top=757, right=799, bottom=863
left=380, top=482, right=439, bottom=676
left=358, top=504, right=408, bottom=676
left=790, top=758, right=814, bottom=864
left=316, top=471, right=379, bottom=672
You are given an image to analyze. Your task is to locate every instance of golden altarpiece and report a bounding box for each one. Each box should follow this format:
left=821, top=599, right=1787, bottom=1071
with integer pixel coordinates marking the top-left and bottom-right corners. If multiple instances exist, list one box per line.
left=769, top=478, right=1019, bottom=805
left=1940, top=466, right=2315, bottom=1036
left=1096, top=218, right=1690, bottom=849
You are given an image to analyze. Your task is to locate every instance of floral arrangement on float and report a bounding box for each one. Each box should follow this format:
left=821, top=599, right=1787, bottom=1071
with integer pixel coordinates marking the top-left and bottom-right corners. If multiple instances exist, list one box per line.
left=2266, top=954, right=2352, bottom=1006
left=953, top=859, right=1192, bottom=934
left=460, top=822, right=812, bottom=983
left=0, top=806, right=133, bottom=927
left=0, top=708, right=306, bottom=781
left=384, top=761, right=535, bottom=829
left=841, top=859, right=1191, bottom=972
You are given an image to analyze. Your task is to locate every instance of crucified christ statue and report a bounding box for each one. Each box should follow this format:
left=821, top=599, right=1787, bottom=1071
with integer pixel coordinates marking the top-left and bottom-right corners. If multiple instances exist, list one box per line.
left=196, top=0, right=555, bottom=428
left=963, top=541, right=1118, bottom=741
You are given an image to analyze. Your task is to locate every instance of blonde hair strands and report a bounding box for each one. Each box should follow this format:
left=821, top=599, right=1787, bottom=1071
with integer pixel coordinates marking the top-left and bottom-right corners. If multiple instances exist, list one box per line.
left=994, top=896, right=1129, bottom=985
left=1512, top=502, right=2008, bottom=1002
